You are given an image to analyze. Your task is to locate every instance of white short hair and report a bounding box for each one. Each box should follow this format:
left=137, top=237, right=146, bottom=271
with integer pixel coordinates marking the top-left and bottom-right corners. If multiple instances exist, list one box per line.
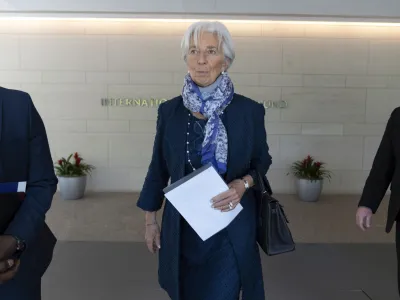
left=181, top=21, right=235, bottom=69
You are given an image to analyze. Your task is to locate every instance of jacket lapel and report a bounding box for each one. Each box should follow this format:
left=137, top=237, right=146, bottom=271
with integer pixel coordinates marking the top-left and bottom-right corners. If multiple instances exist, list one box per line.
left=165, top=95, right=241, bottom=183
left=165, top=98, right=188, bottom=180
left=223, top=95, right=240, bottom=183
left=0, top=96, right=2, bottom=144
left=0, top=97, right=3, bottom=179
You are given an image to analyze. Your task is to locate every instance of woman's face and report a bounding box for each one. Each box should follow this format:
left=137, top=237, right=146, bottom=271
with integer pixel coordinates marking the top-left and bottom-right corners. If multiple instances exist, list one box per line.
left=186, top=31, right=227, bottom=87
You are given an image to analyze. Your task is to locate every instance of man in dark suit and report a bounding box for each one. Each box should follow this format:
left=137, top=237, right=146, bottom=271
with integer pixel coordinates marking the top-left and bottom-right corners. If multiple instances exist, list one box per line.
left=0, top=87, right=58, bottom=299
left=356, top=106, right=400, bottom=293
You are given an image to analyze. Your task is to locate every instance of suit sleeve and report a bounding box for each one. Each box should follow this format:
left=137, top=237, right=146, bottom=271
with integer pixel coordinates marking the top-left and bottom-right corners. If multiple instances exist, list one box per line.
left=136, top=103, right=170, bottom=212
left=358, top=109, right=396, bottom=213
left=5, top=95, right=58, bottom=247
left=249, top=103, right=273, bottom=194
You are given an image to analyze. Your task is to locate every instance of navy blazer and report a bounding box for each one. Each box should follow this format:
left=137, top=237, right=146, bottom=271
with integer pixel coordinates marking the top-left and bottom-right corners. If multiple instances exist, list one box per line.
left=0, top=87, right=58, bottom=280
left=137, top=93, right=272, bottom=300
left=358, top=107, right=400, bottom=233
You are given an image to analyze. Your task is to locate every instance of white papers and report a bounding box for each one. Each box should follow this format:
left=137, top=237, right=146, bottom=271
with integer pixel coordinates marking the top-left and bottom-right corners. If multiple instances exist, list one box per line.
left=18, top=182, right=26, bottom=192
left=163, top=163, right=243, bottom=241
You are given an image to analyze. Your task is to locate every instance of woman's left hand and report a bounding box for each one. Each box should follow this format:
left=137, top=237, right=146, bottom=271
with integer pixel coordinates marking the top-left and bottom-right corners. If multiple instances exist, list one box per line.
left=211, top=179, right=246, bottom=212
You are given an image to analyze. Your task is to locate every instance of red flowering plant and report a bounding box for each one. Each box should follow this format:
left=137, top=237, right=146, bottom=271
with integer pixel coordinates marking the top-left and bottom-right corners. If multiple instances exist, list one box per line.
left=288, top=155, right=332, bottom=181
left=54, top=152, right=95, bottom=177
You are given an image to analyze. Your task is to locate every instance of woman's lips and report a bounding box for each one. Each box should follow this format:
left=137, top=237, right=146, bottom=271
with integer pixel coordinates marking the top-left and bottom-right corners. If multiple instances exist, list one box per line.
left=196, top=71, right=208, bottom=76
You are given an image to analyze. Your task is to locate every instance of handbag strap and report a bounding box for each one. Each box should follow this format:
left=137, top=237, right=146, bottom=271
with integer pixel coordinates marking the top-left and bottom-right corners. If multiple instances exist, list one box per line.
left=256, top=170, right=290, bottom=223
left=256, top=169, right=273, bottom=197
left=255, top=170, right=269, bottom=226
left=256, top=170, right=268, bottom=196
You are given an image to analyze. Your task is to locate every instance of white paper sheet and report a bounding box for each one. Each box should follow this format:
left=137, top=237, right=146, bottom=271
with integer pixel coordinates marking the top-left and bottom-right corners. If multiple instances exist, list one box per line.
left=163, top=163, right=243, bottom=241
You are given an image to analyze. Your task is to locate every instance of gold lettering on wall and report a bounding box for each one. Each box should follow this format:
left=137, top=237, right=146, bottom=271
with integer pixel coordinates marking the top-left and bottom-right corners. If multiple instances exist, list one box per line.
left=100, top=98, right=286, bottom=109
left=263, top=100, right=288, bottom=109
left=101, top=98, right=168, bottom=107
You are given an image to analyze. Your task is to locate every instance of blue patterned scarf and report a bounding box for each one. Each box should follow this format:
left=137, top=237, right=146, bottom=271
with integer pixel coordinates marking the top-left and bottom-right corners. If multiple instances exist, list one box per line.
left=182, top=73, right=234, bottom=174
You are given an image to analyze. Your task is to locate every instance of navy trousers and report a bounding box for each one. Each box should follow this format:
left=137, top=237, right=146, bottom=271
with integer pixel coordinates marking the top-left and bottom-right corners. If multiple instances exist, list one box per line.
left=180, top=237, right=241, bottom=300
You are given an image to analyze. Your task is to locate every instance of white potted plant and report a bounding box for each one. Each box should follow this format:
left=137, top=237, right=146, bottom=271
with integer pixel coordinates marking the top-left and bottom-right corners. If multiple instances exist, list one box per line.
left=288, top=155, right=332, bottom=202
left=54, top=152, right=95, bottom=200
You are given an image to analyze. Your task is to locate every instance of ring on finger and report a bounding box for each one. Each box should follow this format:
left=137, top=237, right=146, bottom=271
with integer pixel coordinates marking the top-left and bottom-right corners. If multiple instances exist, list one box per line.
left=228, top=201, right=234, bottom=210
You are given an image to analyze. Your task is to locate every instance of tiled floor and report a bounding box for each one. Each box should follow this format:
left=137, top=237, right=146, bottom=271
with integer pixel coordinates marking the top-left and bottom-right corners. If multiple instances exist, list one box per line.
left=41, top=193, right=398, bottom=299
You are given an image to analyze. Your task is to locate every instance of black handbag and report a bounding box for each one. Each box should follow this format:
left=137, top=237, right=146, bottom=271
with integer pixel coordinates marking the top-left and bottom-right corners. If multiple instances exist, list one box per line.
left=255, top=171, right=295, bottom=256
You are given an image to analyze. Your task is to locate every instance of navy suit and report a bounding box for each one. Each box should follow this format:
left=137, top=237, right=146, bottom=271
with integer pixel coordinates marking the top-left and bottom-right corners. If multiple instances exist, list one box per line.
left=0, top=87, right=58, bottom=299
left=137, top=94, right=272, bottom=300
left=358, top=107, right=400, bottom=293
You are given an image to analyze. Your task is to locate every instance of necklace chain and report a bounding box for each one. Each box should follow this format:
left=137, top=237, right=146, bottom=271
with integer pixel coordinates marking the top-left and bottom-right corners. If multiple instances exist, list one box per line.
left=186, top=113, right=196, bottom=171
left=185, top=111, right=224, bottom=173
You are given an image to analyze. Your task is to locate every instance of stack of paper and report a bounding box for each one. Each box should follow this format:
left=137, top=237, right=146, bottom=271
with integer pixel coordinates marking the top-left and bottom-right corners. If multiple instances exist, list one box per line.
left=163, top=163, right=243, bottom=241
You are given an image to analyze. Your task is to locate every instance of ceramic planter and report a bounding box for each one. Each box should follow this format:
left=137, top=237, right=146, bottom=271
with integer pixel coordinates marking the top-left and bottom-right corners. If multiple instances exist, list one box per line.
left=295, top=178, right=323, bottom=202
left=58, top=175, right=87, bottom=200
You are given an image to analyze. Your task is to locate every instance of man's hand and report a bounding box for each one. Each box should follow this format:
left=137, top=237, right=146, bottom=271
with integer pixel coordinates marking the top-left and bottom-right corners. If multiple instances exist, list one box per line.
left=0, top=236, right=17, bottom=261
left=0, top=235, right=19, bottom=283
left=356, top=206, right=373, bottom=231
left=0, top=259, right=20, bottom=284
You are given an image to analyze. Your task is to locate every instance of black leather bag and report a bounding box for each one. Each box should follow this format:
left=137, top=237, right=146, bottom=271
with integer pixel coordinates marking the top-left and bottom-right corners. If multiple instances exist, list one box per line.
left=255, top=171, right=295, bottom=256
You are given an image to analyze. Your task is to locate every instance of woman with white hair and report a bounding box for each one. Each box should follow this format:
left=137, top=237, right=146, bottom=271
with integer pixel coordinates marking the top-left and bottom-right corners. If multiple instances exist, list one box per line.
left=137, top=21, right=272, bottom=300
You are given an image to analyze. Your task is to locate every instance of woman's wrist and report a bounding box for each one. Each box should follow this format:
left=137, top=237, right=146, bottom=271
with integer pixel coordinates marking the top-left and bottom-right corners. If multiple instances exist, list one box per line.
left=145, top=211, right=157, bottom=224
left=242, top=175, right=254, bottom=188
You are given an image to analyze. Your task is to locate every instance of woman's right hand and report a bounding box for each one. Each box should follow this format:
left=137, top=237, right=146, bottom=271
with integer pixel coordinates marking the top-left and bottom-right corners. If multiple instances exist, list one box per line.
left=145, top=222, right=161, bottom=254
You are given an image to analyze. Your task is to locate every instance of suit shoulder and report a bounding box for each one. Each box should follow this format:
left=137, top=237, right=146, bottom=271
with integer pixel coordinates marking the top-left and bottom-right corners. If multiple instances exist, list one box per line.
left=392, top=106, right=400, bottom=118
left=0, top=86, right=32, bottom=105
left=232, top=93, right=264, bottom=112
left=159, top=96, right=182, bottom=115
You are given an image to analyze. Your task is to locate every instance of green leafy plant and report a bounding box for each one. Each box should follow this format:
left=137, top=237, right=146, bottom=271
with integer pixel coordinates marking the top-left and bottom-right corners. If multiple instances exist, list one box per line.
left=288, top=155, right=331, bottom=181
left=54, top=152, right=95, bottom=177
